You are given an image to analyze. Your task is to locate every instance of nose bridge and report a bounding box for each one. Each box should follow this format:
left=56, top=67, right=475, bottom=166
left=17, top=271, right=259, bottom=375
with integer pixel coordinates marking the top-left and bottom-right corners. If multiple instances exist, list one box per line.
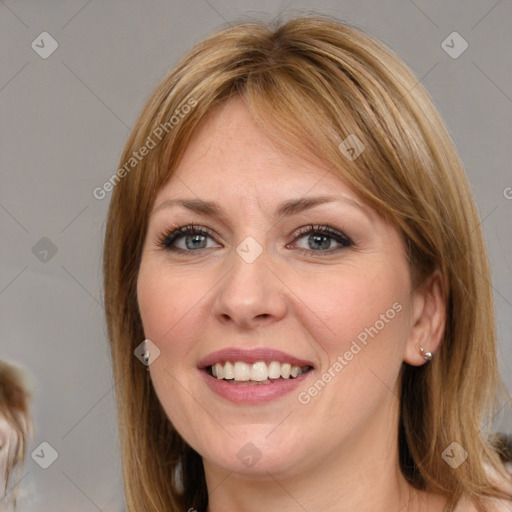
left=213, top=236, right=287, bottom=326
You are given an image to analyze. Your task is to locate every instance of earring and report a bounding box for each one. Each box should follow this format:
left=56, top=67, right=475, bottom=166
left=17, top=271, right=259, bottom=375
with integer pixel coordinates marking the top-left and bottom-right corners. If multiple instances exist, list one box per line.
left=142, top=340, right=151, bottom=368
left=419, top=346, right=433, bottom=361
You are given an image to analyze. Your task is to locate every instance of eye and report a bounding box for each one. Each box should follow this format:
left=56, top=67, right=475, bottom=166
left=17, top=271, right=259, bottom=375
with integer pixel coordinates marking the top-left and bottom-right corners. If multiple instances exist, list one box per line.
left=290, top=224, right=353, bottom=253
left=157, top=223, right=353, bottom=255
left=157, top=224, right=220, bottom=252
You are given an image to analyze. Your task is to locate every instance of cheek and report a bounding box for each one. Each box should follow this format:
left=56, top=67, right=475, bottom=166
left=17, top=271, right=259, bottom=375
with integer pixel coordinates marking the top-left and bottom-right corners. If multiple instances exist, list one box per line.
left=299, top=266, right=411, bottom=360
left=136, top=259, right=206, bottom=345
left=291, top=270, right=411, bottom=430
left=137, top=261, right=205, bottom=431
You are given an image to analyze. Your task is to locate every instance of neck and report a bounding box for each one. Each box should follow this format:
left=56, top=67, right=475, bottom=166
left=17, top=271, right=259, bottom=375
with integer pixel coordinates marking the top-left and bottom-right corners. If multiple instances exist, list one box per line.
left=205, top=459, right=412, bottom=512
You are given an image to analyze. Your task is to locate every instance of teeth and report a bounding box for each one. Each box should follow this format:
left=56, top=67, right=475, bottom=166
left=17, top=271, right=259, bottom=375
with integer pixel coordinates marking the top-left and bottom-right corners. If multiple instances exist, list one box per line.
left=209, top=361, right=310, bottom=382
left=268, top=361, right=281, bottom=379
left=251, top=362, right=268, bottom=381
left=233, top=362, right=251, bottom=381
left=214, top=362, right=224, bottom=379
left=290, top=365, right=300, bottom=378
left=223, top=361, right=234, bottom=380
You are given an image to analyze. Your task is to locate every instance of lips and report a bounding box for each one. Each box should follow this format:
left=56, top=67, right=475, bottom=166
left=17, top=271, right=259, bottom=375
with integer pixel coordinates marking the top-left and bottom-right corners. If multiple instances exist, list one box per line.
left=197, top=348, right=315, bottom=404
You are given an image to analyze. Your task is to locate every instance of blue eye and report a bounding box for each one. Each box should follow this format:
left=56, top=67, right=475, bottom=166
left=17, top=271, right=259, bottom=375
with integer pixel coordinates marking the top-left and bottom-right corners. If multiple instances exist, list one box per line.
left=159, top=224, right=218, bottom=251
left=291, top=224, right=353, bottom=253
left=157, top=224, right=353, bottom=254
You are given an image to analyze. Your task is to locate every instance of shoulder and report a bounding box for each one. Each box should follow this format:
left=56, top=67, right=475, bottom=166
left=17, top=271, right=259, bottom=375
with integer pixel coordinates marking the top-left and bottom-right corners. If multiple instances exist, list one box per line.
left=454, top=495, right=512, bottom=512
left=454, top=463, right=512, bottom=512
left=485, top=461, right=512, bottom=496
left=481, top=496, right=512, bottom=512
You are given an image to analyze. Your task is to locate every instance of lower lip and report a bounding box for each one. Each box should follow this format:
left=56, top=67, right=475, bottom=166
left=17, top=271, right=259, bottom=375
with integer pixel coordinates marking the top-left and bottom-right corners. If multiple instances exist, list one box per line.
left=199, top=369, right=313, bottom=404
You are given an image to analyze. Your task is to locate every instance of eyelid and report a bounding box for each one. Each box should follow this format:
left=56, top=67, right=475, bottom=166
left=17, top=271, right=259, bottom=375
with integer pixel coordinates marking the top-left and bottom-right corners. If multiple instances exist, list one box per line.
left=289, top=224, right=354, bottom=254
left=291, top=224, right=353, bottom=243
left=155, top=224, right=211, bottom=251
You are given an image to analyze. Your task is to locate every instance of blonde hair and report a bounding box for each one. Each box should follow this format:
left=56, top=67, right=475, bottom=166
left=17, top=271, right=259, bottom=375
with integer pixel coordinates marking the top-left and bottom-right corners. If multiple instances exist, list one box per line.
left=103, top=14, right=511, bottom=511
left=0, top=360, right=32, bottom=509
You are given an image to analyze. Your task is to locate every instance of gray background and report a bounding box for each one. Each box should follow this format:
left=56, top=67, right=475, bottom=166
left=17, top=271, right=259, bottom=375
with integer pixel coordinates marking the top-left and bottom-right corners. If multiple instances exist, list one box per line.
left=0, top=0, right=510, bottom=510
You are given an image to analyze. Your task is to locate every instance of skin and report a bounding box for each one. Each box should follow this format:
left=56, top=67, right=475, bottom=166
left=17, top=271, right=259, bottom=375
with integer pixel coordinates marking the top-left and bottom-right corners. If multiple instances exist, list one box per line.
left=137, top=97, right=449, bottom=511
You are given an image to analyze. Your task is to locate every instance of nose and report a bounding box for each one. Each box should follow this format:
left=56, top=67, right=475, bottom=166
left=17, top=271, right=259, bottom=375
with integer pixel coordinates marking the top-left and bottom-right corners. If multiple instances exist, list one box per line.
left=211, top=245, right=288, bottom=330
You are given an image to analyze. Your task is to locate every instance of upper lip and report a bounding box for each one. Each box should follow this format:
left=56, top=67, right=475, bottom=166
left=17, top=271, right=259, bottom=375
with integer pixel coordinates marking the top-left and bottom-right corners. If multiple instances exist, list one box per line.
left=197, top=348, right=315, bottom=369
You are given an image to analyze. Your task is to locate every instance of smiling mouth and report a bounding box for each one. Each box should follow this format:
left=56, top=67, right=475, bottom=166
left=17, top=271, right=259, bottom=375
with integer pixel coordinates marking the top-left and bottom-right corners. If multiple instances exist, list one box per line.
left=206, top=361, right=314, bottom=385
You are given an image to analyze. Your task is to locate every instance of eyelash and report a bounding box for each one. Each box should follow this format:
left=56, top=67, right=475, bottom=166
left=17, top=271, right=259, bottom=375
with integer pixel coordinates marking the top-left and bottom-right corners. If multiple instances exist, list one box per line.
left=156, top=223, right=354, bottom=255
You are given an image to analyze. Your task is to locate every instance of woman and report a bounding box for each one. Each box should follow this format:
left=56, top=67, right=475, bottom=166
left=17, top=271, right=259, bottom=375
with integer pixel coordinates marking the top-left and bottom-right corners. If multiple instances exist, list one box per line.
left=103, top=15, right=512, bottom=512
left=0, top=360, right=32, bottom=511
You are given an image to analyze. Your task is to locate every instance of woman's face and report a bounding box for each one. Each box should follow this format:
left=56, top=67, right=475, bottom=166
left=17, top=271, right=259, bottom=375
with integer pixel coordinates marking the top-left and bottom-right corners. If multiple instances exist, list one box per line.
left=137, top=97, right=421, bottom=479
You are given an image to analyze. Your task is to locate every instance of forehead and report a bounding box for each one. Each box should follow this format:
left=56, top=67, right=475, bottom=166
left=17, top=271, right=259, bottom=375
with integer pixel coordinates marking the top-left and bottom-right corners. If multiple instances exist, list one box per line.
left=159, top=97, right=359, bottom=204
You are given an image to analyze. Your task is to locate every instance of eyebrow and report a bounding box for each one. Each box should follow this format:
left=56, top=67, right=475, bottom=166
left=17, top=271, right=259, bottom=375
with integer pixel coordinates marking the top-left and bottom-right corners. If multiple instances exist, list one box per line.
left=151, top=195, right=372, bottom=220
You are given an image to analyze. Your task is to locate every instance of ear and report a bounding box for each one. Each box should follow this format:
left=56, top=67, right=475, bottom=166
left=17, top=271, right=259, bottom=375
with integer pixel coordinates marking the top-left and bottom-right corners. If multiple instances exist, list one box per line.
left=403, top=268, right=446, bottom=366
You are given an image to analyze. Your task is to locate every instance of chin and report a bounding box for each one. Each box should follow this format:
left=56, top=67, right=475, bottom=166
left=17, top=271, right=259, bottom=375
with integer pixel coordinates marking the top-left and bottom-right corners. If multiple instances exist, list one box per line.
left=198, top=428, right=309, bottom=479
